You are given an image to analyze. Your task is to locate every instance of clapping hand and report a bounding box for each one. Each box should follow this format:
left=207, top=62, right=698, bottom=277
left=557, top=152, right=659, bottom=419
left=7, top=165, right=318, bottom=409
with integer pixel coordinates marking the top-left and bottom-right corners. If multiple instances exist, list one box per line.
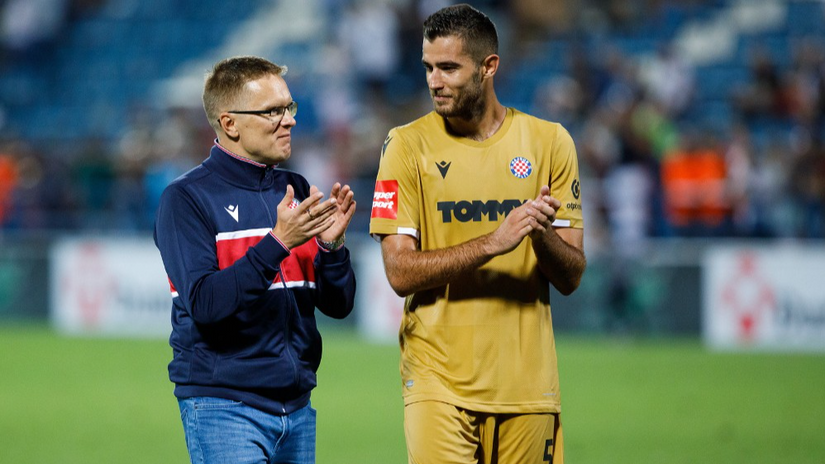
left=316, top=183, right=356, bottom=245
left=272, top=185, right=338, bottom=249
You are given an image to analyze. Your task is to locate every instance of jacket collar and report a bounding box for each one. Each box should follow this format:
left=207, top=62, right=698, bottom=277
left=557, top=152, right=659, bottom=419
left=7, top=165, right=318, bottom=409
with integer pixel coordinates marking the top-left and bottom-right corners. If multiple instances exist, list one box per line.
left=203, top=142, right=278, bottom=189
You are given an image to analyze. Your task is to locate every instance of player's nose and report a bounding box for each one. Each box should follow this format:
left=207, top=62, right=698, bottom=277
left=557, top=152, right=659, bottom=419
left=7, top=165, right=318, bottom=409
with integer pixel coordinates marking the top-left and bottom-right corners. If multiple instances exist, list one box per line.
left=428, top=70, right=444, bottom=89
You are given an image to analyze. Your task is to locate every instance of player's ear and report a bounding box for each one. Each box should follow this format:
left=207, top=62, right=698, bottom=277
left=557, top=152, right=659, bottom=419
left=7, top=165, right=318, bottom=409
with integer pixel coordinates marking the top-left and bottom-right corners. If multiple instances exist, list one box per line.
left=481, top=54, right=499, bottom=79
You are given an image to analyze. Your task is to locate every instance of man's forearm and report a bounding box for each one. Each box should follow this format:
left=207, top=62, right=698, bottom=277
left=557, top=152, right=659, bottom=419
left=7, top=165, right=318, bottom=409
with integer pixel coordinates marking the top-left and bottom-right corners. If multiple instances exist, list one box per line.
left=381, top=200, right=539, bottom=297
left=382, top=234, right=496, bottom=297
left=532, top=228, right=586, bottom=295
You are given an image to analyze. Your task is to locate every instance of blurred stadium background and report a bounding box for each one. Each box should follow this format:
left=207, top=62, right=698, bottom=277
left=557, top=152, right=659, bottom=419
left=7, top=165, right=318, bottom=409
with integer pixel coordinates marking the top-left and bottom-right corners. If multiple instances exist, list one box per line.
left=0, top=0, right=824, bottom=463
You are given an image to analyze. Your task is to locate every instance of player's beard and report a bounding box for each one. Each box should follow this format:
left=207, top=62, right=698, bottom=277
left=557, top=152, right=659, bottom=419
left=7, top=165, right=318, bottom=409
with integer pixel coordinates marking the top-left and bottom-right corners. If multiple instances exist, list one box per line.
left=432, top=70, right=484, bottom=121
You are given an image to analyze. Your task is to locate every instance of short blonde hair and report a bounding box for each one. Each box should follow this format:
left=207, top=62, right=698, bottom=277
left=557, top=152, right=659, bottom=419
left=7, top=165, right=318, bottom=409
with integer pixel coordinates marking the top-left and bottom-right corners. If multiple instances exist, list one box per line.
left=202, top=56, right=287, bottom=133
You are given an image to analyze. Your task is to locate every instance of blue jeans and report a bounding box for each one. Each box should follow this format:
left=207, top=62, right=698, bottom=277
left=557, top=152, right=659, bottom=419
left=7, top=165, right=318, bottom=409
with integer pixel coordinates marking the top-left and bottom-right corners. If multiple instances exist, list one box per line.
left=178, top=397, right=316, bottom=464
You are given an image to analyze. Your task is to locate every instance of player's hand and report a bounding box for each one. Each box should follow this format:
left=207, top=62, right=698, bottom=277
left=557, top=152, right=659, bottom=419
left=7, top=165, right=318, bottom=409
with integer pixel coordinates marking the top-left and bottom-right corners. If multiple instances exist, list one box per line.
left=316, top=182, right=356, bottom=244
left=528, top=185, right=560, bottom=240
left=488, top=200, right=541, bottom=255
left=272, top=185, right=338, bottom=249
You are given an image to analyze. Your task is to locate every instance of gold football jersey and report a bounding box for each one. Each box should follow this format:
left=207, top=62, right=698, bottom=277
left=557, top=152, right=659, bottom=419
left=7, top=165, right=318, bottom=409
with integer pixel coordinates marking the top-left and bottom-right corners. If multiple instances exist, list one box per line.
left=370, top=108, right=583, bottom=414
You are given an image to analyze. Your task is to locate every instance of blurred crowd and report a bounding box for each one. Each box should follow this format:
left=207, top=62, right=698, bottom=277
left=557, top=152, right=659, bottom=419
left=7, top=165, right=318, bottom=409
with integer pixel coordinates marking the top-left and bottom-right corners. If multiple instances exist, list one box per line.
left=562, top=37, right=825, bottom=249
left=535, top=37, right=825, bottom=251
left=0, top=0, right=823, bottom=247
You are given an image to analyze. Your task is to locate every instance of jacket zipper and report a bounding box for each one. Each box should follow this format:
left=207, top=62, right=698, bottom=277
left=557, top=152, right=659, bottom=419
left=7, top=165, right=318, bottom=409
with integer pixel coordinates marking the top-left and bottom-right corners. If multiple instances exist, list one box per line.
left=261, top=169, right=299, bottom=404
left=278, top=266, right=300, bottom=408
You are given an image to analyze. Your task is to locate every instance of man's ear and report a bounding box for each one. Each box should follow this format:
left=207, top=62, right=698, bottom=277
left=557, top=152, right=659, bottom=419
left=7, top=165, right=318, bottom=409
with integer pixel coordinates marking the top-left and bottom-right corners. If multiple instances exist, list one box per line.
left=218, top=113, right=240, bottom=138
left=481, top=54, right=499, bottom=79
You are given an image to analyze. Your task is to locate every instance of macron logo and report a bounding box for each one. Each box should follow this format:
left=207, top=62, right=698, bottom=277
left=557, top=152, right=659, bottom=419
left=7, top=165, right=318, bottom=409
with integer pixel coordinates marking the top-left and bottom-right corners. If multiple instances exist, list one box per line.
left=224, top=204, right=239, bottom=222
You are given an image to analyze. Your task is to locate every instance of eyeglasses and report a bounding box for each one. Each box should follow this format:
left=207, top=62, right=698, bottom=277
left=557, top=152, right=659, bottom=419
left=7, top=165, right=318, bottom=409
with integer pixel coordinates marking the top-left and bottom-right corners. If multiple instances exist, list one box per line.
left=228, top=101, right=298, bottom=121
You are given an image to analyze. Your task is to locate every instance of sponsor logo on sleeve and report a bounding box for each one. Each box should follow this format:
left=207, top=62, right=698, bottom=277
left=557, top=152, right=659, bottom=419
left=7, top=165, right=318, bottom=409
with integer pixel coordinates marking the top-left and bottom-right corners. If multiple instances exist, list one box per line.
left=371, top=180, right=399, bottom=219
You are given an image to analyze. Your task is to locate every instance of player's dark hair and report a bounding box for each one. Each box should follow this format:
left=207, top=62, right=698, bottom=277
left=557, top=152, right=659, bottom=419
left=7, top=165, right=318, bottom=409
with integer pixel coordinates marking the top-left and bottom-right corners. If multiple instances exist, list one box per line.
left=423, top=4, right=498, bottom=62
left=203, top=56, right=287, bottom=132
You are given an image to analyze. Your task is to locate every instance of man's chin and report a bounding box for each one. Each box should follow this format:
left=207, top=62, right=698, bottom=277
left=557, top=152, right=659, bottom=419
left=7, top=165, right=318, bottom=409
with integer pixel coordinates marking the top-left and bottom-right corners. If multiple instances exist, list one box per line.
left=278, top=143, right=292, bottom=159
left=433, top=103, right=454, bottom=118
left=266, top=150, right=290, bottom=166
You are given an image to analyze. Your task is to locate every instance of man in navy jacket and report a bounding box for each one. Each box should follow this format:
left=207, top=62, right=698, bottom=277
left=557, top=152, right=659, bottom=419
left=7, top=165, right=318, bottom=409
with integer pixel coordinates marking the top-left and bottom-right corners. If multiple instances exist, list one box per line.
left=154, top=55, right=357, bottom=464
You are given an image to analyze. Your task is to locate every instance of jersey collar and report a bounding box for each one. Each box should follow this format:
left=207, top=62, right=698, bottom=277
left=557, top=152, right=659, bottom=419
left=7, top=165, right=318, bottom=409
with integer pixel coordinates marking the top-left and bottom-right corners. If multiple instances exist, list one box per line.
left=204, top=141, right=278, bottom=189
left=440, top=107, right=514, bottom=147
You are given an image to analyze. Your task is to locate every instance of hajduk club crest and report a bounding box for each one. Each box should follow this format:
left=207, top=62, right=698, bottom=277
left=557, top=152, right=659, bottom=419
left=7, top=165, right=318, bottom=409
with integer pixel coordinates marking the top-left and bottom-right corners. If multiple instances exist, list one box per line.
left=509, top=157, right=533, bottom=179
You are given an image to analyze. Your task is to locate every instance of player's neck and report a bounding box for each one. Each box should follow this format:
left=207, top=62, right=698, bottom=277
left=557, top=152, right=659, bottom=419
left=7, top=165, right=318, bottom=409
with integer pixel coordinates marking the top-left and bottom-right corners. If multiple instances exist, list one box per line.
left=446, top=101, right=507, bottom=142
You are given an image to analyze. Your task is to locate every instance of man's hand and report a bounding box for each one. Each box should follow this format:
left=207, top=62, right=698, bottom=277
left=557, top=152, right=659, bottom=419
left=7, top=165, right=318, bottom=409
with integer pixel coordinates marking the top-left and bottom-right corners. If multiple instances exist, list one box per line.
left=316, top=183, right=356, bottom=244
left=272, top=185, right=338, bottom=249
left=487, top=200, right=542, bottom=255
left=486, top=185, right=559, bottom=255
left=528, top=185, right=561, bottom=240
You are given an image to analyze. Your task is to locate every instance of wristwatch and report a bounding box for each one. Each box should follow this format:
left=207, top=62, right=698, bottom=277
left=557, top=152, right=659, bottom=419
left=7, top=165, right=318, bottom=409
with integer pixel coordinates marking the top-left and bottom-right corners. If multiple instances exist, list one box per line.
left=317, top=234, right=345, bottom=251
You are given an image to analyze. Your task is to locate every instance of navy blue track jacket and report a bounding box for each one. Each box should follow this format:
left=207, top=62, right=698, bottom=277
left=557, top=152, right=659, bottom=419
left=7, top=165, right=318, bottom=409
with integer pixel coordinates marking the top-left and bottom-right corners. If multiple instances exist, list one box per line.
left=154, top=143, right=356, bottom=415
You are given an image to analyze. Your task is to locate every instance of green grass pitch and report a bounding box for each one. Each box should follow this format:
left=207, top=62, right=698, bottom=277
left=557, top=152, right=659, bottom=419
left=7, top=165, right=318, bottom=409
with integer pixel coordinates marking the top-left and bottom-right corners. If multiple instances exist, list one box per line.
left=0, top=324, right=823, bottom=463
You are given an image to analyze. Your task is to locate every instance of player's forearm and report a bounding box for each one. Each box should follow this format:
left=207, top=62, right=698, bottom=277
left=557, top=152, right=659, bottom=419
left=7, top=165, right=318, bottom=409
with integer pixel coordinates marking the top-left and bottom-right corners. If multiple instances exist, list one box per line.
left=532, top=229, right=586, bottom=295
left=383, top=234, right=497, bottom=297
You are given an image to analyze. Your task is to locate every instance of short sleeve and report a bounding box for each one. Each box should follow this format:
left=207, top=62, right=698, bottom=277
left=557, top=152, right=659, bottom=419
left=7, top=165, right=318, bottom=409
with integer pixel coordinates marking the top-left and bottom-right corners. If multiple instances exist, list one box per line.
left=369, top=129, right=421, bottom=239
left=550, top=125, right=584, bottom=229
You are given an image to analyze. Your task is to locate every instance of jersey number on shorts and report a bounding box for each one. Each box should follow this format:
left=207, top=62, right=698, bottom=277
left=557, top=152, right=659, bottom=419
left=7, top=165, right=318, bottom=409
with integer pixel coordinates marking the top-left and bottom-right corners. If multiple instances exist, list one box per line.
left=543, top=438, right=554, bottom=463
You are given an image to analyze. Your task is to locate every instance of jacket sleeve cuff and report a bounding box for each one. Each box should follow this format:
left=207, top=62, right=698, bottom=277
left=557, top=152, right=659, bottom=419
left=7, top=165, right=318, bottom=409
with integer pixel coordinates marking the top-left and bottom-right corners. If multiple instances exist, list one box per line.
left=316, top=243, right=349, bottom=264
left=268, top=231, right=291, bottom=253
left=250, top=232, right=292, bottom=272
